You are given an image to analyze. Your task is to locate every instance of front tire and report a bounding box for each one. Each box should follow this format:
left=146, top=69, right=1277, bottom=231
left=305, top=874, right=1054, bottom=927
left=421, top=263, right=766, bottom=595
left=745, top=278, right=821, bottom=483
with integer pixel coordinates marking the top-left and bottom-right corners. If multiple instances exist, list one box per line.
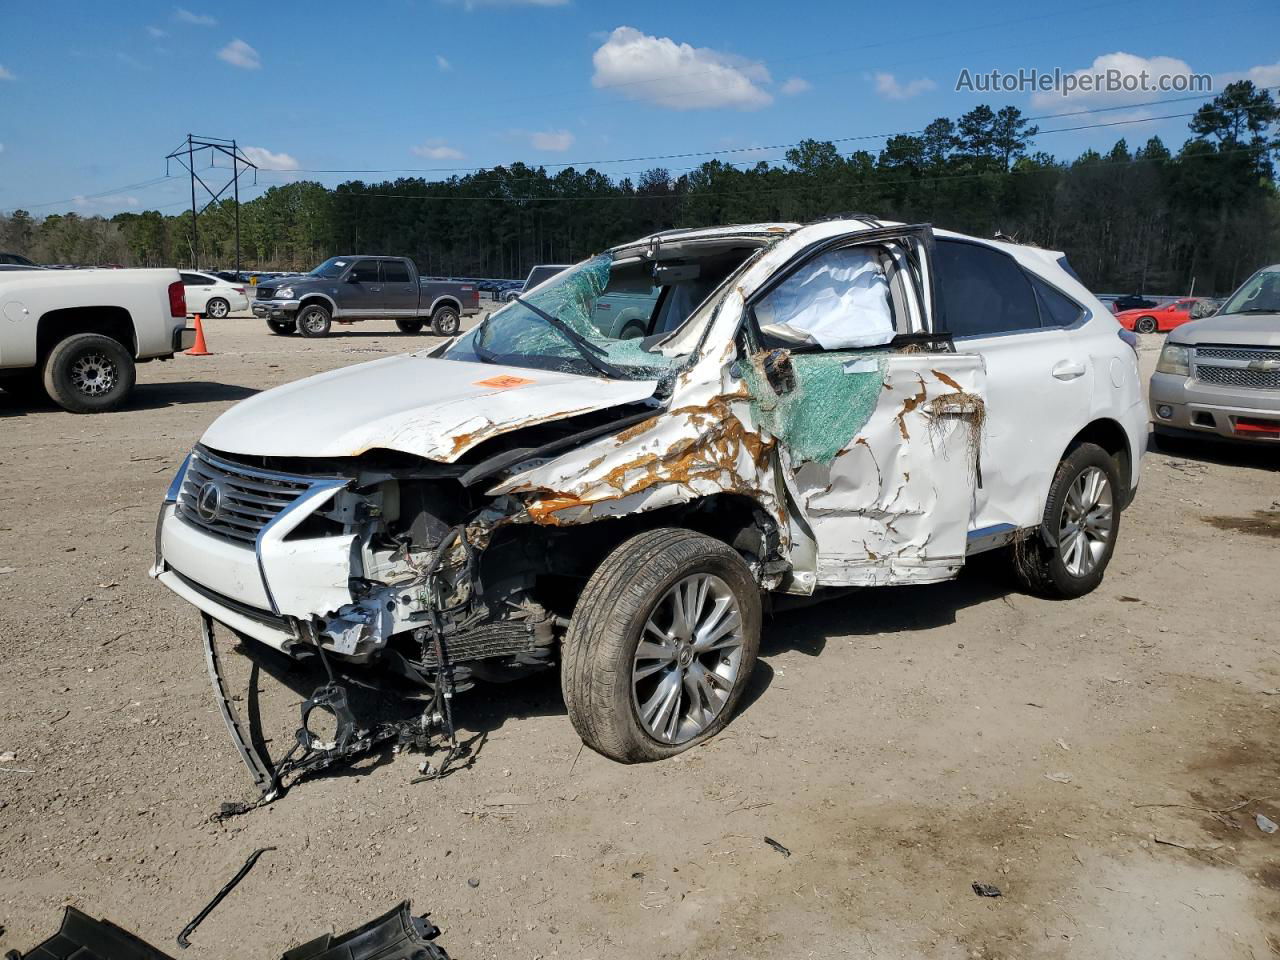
left=561, top=529, right=761, bottom=763
left=1135, top=315, right=1158, bottom=334
left=205, top=297, right=230, bottom=319
left=1012, top=442, right=1121, bottom=599
left=431, top=307, right=460, bottom=337
left=42, top=333, right=136, bottom=413
left=297, top=304, right=332, bottom=338
left=396, top=318, right=425, bottom=334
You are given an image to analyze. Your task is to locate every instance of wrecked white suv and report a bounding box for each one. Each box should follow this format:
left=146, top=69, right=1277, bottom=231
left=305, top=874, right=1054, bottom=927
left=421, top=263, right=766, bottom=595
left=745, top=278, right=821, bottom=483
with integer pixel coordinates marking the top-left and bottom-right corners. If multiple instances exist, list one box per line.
left=152, top=218, right=1145, bottom=786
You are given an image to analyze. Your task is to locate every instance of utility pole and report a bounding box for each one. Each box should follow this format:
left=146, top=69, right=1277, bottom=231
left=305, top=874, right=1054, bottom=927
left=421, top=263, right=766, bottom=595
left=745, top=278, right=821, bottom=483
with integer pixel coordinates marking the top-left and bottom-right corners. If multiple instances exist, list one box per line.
left=165, top=134, right=258, bottom=273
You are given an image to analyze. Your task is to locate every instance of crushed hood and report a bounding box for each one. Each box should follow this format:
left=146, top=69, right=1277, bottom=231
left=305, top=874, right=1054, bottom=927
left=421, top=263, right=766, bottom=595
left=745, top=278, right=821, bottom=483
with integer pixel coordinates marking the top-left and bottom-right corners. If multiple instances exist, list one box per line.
left=200, top=354, right=659, bottom=462
left=1168, top=311, right=1280, bottom=347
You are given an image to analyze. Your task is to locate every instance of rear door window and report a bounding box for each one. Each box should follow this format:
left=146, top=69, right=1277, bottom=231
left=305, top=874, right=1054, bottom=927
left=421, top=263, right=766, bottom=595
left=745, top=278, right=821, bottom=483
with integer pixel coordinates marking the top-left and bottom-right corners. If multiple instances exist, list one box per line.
left=1030, top=276, right=1085, bottom=328
left=382, top=260, right=411, bottom=283
left=934, top=239, right=1039, bottom=337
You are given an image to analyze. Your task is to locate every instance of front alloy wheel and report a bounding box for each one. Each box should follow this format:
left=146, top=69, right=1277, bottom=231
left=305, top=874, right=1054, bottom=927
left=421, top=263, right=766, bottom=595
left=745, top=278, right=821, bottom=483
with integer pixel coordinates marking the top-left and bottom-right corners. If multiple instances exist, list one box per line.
left=561, top=528, right=761, bottom=763
left=632, top=573, right=746, bottom=744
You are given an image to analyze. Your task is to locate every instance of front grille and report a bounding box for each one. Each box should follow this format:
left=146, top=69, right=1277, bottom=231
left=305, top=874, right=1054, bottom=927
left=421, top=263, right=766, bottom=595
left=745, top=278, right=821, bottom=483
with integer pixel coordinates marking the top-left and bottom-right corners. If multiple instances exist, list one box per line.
left=255, top=286, right=275, bottom=300
left=177, top=449, right=312, bottom=544
left=1195, top=345, right=1280, bottom=362
left=1194, top=365, right=1280, bottom=390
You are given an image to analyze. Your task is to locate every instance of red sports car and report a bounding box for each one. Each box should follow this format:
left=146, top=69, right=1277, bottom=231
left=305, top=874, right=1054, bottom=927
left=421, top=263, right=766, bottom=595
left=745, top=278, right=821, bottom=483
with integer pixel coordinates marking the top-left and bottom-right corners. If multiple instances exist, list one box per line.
left=1116, top=297, right=1212, bottom=334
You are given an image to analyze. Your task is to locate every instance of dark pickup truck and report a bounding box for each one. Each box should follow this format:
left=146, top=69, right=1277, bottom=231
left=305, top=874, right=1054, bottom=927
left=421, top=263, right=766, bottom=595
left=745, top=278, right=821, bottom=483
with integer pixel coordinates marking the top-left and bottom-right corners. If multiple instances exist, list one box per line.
left=251, top=256, right=479, bottom=338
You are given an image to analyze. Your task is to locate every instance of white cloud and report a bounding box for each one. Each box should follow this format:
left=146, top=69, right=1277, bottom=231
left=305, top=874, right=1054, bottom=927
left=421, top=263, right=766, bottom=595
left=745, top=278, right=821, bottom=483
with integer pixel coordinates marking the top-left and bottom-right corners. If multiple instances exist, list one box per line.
left=457, top=0, right=568, bottom=8
left=874, top=72, right=935, bottom=101
left=1030, top=52, right=1199, bottom=110
left=72, top=194, right=139, bottom=210
left=591, top=26, right=772, bottom=111
left=174, top=7, right=217, bottom=25
left=242, top=146, right=298, bottom=170
left=780, top=76, right=811, bottom=96
left=1217, top=60, right=1280, bottom=89
left=412, top=139, right=465, bottom=160
left=529, top=129, right=574, bottom=151
left=435, top=54, right=452, bottom=72
left=217, top=38, right=261, bottom=70
left=0, top=65, right=14, bottom=81
left=146, top=26, right=168, bottom=38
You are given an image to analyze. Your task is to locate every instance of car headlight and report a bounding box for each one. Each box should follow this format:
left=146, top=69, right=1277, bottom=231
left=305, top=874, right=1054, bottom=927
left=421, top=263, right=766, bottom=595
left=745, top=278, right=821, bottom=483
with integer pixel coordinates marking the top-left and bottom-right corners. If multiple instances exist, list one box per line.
left=1155, top=343, right=1190, bottom=376
left=276, top=286, right=293, bottom=299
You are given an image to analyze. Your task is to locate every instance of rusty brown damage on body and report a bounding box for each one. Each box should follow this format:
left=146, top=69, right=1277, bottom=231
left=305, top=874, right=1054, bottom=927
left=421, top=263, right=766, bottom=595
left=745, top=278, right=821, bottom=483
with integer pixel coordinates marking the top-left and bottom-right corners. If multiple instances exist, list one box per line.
left=894, top=375, right=928, bottom=441
left=519, top=394, right=775, bottom=527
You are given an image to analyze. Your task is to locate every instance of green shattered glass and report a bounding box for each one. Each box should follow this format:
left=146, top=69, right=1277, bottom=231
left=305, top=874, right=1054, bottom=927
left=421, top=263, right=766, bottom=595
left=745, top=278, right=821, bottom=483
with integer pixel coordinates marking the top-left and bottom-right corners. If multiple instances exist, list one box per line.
left=742, top=352, right=887, bottom=464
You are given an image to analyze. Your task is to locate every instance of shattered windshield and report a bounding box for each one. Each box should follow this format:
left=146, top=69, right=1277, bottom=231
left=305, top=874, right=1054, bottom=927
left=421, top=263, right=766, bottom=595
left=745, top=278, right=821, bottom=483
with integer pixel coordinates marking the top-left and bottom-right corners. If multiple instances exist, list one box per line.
left=444, top=254, right=684, bottom=381
left=309, top=257, right=348, bottom=279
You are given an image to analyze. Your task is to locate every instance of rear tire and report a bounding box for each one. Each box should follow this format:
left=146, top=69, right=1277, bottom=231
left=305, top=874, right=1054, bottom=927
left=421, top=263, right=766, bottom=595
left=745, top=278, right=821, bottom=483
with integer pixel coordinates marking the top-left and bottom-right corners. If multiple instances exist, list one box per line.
left=206, top=297, right=230, bottom=319
left=431, top=306, right=460, bottom=337
left=1012, top=442, right=1121, bottom=599
left=297, top=304, right=332, bottom=338
left=267, top=319, right=297, bottom=335
left=396, top=318, right=425, bottom=334
left=1135, top=316, right=1158, bottom=334
left=561, top=529, right=761, bottom=763
left=42, top=333, right=136, bottom=414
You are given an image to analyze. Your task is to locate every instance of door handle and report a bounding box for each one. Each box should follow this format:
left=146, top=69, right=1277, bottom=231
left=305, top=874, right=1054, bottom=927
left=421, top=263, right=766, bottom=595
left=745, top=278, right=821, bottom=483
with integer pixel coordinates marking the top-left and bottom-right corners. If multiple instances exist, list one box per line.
left=1051, top=360, right=1086, bottom=381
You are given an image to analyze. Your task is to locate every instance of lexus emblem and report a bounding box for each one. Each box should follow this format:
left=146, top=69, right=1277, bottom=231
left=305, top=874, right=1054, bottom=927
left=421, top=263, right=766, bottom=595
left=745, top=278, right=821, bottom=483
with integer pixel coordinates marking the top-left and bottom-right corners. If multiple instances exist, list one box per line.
left=195, top=480, right=224, bottom=523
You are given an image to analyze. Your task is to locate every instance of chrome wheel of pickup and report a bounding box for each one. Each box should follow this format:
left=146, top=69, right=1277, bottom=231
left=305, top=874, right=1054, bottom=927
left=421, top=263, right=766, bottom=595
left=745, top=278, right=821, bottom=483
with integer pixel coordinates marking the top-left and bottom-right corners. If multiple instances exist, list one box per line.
left=70, top=352, right=117, bottom=397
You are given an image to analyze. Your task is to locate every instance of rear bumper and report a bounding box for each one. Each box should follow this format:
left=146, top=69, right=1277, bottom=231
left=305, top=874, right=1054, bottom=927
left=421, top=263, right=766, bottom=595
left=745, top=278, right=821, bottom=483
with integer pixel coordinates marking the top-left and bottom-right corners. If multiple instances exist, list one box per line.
left=252, top=299, right=300, bottom=318
left=1149, top=371, right=1280, bottom=443
left=173, top=327, right=196, bottom=351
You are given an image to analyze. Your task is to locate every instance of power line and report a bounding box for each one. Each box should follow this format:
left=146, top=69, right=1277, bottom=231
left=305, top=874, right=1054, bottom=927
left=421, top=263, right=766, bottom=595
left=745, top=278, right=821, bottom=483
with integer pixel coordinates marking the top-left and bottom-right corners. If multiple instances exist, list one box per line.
left=250, top=85, right=1279, bottom=179
left=329, top=141, right=1273, bottom=205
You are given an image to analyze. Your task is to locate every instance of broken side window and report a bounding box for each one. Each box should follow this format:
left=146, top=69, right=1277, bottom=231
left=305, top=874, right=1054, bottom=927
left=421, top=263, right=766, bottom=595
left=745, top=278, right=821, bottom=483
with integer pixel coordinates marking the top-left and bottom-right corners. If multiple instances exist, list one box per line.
left=754, top=247, right=895, bottom=350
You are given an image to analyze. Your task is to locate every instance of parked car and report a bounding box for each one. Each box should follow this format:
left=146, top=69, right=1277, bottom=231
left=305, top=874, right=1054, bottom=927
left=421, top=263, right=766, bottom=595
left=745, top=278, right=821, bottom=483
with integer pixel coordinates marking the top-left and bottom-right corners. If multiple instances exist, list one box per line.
left=501, top=265, right=568, bottom=302
left=1111, top=294, right=1158, bottom=313
left=1116, top=296, right=1215, bottom=334
left=251, top=256, right=479, bottom=337
left=0, top=252, right=38, bottom=267
left=1149, top=264, right=1280, bottom=445
left=0, top=268, right=193, bottom=412
left=153, top=217, right=1145, bottom=787
left=179, top=271, right=250, bottom=319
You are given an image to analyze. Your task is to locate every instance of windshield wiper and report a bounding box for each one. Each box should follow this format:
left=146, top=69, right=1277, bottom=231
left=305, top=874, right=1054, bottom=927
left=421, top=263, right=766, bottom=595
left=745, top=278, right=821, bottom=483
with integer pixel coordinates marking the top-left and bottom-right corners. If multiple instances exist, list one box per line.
left=1235, top=307, right=1279, bottom=314
left=511, top=295, right=628, bottom=379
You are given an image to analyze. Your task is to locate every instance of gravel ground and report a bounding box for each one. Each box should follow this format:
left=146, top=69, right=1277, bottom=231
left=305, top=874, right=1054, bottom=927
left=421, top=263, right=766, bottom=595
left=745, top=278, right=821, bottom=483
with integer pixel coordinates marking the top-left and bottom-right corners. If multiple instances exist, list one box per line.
left=0, top=315, right=1277, bottom=959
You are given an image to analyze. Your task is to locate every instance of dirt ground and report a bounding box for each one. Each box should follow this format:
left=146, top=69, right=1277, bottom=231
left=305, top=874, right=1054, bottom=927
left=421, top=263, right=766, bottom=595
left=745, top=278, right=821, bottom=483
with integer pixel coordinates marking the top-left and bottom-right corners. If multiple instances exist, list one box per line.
left=1, top=312, right=1277, bottom=959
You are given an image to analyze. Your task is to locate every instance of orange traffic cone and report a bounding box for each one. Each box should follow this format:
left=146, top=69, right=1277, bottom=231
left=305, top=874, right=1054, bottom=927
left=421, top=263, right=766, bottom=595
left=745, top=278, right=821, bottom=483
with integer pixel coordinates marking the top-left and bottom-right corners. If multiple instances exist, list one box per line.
left=187, top=313, right=211, bottom=356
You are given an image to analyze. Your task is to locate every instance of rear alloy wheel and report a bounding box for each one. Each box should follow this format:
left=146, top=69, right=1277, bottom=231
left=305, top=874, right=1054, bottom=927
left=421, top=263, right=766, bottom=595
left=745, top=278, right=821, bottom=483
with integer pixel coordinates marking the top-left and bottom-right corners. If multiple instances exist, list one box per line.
left=267, top=319, right=297, bottom=335
left=1012, top=442, right=1121, bottom=599
left=561, top=528, right=761, bottom=763
left=297, top=304, right=332, bottom=338
left=42, top=333, right=136, bottom=413
left=205, top=297, right=230, bottom=319
left=396, top=318, right=425, bottom=334
left=1135, top=315, right=1158, bottom=334
left=431, top=307, right=460, bottom=337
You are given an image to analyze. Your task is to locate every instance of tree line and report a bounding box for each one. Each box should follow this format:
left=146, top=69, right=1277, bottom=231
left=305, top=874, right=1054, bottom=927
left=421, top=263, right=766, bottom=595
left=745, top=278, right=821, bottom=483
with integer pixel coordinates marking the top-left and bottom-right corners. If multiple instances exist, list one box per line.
left=2, top=83, right=1276, bottom=296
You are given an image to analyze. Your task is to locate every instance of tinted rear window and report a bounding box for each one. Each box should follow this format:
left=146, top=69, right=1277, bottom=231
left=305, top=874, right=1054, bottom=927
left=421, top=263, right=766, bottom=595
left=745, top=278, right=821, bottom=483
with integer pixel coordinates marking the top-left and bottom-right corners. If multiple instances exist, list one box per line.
left=934, top=240, right=1039, bottom=337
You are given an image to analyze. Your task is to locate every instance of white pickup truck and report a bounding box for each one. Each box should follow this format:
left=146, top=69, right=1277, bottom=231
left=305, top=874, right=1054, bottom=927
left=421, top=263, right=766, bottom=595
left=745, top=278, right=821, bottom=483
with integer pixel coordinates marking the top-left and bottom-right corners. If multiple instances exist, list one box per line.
left=0, top=269, right=195, bottom=412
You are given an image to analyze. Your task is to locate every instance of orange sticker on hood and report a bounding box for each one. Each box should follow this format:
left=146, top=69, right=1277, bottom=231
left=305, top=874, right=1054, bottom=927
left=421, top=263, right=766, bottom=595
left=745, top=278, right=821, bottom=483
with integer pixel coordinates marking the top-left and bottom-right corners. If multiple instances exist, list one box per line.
left=474, top=374, right=536, bottom=389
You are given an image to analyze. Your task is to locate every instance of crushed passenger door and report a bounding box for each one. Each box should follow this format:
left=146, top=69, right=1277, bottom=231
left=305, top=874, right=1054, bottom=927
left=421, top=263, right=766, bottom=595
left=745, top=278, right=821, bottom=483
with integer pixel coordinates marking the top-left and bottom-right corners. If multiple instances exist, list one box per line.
left=742, top=225, right=988, bottom=588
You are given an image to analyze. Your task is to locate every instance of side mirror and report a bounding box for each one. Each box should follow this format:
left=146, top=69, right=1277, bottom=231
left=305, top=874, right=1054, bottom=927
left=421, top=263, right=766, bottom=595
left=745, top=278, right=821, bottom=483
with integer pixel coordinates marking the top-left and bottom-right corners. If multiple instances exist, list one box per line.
left=763, top=348, right=796, bottom=395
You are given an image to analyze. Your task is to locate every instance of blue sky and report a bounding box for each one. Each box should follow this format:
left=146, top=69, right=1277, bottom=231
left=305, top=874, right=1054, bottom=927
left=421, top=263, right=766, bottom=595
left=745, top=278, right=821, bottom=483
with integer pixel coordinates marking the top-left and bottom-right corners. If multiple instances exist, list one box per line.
left=1, top=0, right=1277, bottom=216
